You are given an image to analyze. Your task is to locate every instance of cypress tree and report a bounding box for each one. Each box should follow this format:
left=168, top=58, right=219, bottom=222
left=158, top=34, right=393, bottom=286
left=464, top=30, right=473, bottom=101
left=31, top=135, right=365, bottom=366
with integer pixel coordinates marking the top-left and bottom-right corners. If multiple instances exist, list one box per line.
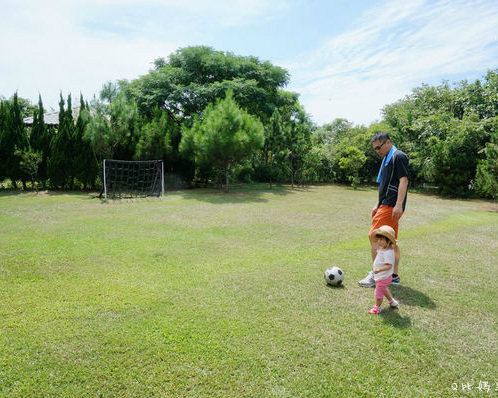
left=29, top=95, right=51, bottom=186
left=48, top=93, right=74, bottom=188
left=2, top=93, right=29, bottom=188
left=0, top=100, right=8, bottom=181
left=74, top=95, right=99, bottom=189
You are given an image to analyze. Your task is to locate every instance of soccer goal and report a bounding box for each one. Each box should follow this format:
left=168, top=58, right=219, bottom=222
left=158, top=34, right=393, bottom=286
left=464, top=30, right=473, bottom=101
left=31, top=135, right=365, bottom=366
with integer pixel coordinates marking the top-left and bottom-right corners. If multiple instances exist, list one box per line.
left=103, top=159, right=164, bottom=199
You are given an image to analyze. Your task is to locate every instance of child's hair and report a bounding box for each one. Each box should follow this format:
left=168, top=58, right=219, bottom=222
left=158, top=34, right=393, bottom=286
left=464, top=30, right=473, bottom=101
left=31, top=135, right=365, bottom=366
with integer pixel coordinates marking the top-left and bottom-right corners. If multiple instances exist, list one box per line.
left=375, top=234, right=392, bottom=247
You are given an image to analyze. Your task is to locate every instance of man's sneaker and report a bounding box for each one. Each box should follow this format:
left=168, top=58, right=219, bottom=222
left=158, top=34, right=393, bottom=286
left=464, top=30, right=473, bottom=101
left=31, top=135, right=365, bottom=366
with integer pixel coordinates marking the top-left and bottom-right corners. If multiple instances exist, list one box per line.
left=389, top=298, right=399, bottom=308
left=368, top=306, right=382, bottom=314
left=390, top=275, right=400, bottom=285
left=359, top=271, right=375, bottom=287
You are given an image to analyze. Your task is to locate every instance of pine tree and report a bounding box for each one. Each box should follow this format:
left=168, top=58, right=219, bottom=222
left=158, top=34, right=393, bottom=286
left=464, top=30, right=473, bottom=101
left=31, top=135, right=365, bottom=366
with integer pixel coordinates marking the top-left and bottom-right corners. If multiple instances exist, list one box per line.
left=180, top=90, right=264, bottom=192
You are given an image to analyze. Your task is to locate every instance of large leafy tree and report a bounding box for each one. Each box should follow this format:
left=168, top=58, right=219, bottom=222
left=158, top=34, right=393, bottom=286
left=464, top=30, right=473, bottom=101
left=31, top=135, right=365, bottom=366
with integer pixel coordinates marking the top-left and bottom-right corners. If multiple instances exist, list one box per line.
left=123, top=46, right=293, bottom=125
left=180, top=90, right=264, bottom=192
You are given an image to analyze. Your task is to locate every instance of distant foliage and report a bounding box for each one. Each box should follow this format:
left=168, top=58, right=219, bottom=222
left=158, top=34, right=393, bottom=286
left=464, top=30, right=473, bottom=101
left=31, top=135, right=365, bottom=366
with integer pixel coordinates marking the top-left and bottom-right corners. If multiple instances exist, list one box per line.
left=382, top=69, right=498, bottom=197
left=1, top=49, right=497, bottom=198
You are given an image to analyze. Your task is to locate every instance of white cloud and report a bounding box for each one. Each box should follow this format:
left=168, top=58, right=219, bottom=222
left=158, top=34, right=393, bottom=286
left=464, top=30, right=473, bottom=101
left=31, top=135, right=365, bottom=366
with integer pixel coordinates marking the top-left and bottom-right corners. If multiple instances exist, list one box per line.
left=1, top=0, right=497, bottom=125
left=0, top=0, right=289, bottom=108
left=0, top=2, right=177, bottom=109
left=288, top=0, right=498, bottom=126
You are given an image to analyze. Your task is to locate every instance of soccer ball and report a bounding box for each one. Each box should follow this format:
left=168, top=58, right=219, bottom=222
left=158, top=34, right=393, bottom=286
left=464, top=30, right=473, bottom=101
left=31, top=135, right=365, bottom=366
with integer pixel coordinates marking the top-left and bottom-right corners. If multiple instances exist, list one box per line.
left=324, top=266, right=344, bottom=286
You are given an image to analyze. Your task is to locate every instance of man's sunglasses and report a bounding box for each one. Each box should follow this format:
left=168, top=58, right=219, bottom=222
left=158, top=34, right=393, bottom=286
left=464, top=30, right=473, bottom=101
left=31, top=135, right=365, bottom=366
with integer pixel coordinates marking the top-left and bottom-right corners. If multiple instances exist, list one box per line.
left=374, top=141, right=386, bottom=151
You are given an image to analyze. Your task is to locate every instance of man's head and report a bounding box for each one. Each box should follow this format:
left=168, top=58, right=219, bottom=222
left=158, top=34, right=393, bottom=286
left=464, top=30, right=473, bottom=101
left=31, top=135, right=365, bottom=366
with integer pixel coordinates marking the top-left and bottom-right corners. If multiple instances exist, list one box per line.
left=370, top=131, right=392, bottom=157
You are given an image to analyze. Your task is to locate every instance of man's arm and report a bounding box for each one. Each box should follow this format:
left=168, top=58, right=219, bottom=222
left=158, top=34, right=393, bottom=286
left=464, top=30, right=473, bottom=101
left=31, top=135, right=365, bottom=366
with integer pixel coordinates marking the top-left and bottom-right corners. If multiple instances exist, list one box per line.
left=392, top=176, right=408, bottom=222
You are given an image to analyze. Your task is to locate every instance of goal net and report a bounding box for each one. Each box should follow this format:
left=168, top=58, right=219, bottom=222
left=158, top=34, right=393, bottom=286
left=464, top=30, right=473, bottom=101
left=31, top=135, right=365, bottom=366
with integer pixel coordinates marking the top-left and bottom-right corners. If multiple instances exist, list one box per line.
left=103, top=159, right=164, bottom=199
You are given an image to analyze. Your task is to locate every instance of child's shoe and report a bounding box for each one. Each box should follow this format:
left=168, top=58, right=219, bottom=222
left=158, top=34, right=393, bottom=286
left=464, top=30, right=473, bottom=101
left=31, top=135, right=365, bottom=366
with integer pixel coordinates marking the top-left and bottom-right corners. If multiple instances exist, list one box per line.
left=368, top=306, right=382, bottom=314
left=389, top=298, right=399, bottom=308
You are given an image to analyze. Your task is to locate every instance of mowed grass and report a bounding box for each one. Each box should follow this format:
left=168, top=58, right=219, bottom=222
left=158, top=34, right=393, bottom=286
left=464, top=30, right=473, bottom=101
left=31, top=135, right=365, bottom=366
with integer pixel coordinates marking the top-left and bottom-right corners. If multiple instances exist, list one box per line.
left=1, top=185, right=497, bottom=397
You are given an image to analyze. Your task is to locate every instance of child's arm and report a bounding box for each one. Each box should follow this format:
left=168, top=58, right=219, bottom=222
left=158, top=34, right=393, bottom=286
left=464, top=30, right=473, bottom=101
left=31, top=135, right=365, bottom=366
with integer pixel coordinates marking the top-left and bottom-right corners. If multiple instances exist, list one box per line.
left=373, top=262, right=393, bottom=274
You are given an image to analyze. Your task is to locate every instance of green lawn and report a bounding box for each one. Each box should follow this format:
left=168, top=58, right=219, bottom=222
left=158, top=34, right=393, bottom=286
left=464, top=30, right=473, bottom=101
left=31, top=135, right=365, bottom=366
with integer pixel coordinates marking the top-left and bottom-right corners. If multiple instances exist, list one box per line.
left=1, top=185, right=497, bottom=397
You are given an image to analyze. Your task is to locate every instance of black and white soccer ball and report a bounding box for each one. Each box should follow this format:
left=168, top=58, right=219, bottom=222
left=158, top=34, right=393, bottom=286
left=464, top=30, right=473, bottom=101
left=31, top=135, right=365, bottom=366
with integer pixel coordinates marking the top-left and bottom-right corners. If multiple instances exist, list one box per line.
left=324, top=266, right=344, bottom=286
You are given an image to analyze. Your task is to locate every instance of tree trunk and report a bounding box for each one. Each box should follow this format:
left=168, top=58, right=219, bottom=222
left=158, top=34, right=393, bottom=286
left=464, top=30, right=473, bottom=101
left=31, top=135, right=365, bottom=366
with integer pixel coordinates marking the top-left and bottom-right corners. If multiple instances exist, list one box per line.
left=31, top=177, right=38, bottom=193
left=225, top=166, right=229, bottom=193
left=269, top=153, right=273, bottom=190
left=288, top=159, right=294, bottom=189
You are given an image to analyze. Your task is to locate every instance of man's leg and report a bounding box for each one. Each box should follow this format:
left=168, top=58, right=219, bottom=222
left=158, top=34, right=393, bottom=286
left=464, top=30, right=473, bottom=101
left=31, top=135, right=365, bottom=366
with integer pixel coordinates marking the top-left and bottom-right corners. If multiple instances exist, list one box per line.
left=394, top=245, right=400, bottom=275
left=390, top=245, right=401, bottom=285
left=359, top=233, right=377, bottom=287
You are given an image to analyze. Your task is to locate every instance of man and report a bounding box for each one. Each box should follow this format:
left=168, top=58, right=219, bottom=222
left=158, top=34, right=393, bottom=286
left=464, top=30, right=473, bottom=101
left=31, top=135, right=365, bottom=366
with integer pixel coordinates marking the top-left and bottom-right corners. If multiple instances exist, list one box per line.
left=359, top=132, right=409, bottom=287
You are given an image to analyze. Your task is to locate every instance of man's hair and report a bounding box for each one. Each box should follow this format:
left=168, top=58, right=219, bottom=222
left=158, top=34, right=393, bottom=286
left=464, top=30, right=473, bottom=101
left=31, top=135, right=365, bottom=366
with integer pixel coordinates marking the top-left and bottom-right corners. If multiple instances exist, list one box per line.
left=370, top=131, right=391, bottom=143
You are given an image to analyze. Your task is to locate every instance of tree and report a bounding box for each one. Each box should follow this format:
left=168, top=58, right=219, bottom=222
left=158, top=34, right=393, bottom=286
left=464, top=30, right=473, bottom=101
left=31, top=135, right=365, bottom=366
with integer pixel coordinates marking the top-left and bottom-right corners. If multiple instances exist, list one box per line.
left=0, top=93, right=29, bottom=188
left=264, top=109, right=284, bottom=188
left=474, top=120, right=498, bottom=199
left=180, top=90, right=264, bottom=192
left=338, top=146, right=367, bottom=189
left=277, top=101, right=313, bottom=188
left=313, top=118, right=353, bottom=146
left=134, top=107, right=175, bottom=161
left=48, top=94, right=75, bottom=188
left=0, top=100, right=8, bottom=181
left=313, top=118, right=371, bottom=186
left=124, top=46, right=291, bottom=125
left=74, top=95, right=99, bottom=189
left=29, top=95, right=52, bottom=187
left=14, top=148, right=42, bottom=192
left=84, top=87, right=139, bottom=161
left=424, top=116, right=489, bottom=197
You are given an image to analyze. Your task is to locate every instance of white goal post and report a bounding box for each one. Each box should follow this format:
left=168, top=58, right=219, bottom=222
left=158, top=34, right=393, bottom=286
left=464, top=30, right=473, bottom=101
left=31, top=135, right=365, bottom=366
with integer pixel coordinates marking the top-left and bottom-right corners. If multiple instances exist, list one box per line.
left=103, top=159, right=164, bottom=199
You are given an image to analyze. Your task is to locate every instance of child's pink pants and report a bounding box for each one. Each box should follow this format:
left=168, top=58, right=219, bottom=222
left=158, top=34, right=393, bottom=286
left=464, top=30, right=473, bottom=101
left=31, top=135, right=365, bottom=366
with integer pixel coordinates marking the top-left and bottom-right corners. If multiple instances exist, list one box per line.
left=375, top=276, right=392, bottom=299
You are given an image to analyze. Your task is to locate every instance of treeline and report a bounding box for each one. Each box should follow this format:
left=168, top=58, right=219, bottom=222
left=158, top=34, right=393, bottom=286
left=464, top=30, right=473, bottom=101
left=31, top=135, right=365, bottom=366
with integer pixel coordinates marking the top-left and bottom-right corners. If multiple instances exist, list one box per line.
left=313, top=68, right=498, bottom=199
left=1, top=46, right=497, bottom=199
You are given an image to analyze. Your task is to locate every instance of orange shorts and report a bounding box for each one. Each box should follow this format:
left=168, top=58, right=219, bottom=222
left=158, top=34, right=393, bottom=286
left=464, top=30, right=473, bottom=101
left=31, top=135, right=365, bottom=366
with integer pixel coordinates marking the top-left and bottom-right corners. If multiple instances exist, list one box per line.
left=369, top=205, right=402, bottom=239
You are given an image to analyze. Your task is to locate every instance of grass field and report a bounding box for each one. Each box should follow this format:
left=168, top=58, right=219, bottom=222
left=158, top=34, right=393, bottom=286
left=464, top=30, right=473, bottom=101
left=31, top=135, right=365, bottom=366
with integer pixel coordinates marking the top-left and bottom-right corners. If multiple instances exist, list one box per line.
left=1, top=185, right=497, bottom=397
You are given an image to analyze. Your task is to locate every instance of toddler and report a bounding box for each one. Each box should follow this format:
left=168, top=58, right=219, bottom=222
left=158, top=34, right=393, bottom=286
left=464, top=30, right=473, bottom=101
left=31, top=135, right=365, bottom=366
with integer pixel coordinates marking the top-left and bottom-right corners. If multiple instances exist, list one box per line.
left=368, top=225, right=399, bottom=314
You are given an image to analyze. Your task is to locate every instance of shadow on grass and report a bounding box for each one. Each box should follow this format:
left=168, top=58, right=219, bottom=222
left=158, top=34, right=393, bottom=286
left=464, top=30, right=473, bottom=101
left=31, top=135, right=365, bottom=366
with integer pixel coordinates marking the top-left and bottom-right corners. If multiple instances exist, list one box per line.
left=325, top=283, right=346, bottom=290
left=175, top=185, right=306, bottom=204
left=390, top=285, right=436, bottom=309
left=379, top=309, right=412, bottom=328
left=0, top=190, right=23, bottom=198
left=0, top=189, right=101, bottom=199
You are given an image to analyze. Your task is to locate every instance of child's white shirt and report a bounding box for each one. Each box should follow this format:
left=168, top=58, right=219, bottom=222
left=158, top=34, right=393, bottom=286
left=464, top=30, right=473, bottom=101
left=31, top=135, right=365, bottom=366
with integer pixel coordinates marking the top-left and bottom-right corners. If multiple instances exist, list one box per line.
left=373, top=248, right=395, bottom=281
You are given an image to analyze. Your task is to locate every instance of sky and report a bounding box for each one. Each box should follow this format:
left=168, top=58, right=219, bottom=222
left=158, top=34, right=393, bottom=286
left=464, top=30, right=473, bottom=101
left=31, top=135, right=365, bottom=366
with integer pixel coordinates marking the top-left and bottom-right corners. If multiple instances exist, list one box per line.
left=1, top=0, right=497, bottom=126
